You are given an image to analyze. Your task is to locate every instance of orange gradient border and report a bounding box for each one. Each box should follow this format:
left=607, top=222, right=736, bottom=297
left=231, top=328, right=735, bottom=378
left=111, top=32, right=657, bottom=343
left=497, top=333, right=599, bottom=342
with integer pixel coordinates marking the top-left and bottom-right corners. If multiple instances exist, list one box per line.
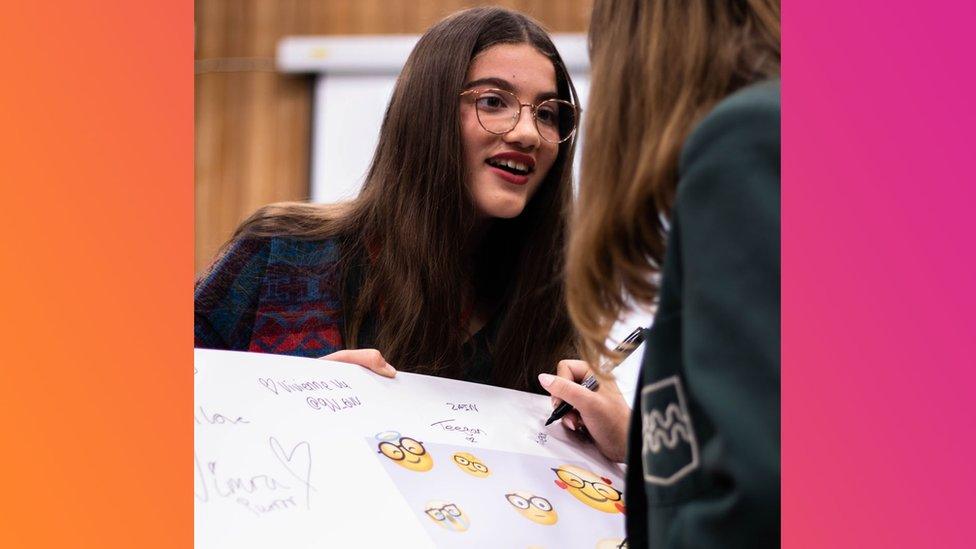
left=0, top=2, right=191, bottom=547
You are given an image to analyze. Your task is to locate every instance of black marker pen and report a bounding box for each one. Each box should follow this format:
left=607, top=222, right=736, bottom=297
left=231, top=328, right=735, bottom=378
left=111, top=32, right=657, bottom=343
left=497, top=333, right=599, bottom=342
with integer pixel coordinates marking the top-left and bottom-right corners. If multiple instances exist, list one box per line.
left=544, top=326, right=646, bottom=426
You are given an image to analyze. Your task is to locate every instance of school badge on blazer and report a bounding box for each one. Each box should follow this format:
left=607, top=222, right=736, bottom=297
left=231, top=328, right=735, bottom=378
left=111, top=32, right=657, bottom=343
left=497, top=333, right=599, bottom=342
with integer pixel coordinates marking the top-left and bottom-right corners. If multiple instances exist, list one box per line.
left=640, top=375, right=699, bottom=486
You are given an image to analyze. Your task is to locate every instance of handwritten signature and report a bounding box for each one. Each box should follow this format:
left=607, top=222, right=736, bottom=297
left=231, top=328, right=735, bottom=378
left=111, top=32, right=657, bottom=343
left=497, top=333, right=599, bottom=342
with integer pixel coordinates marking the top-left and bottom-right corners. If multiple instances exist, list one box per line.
left=306, top=395, right=362, bottom=412
left=445, top=402, right=479, bottom=412
left=195, top=437, right=316, bottom=516
left=269, top=437, right=315, bottom=510
left=236, top=496, right=298, bottom=517
left=194, top=455, right=289, bottom=503
left=258, top=377, right=351, bottom=396
left=194, top=406, right=249, bottom=426
left=430, top=419, right=486, bottom=443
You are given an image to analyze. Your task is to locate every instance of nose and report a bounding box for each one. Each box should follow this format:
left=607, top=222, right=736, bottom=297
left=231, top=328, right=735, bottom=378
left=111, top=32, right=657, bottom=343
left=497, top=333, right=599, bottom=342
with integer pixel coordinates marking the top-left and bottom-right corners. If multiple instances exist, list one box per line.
left=503, top=104, right=541, bottom=149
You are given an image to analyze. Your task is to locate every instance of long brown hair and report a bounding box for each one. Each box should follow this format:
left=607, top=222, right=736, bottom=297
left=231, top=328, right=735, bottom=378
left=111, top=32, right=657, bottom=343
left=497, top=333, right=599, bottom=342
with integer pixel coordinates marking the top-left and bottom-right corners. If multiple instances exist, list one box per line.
left=207, top=7, right=580, bottom=392
left=567, top=0, right=780, bottom=368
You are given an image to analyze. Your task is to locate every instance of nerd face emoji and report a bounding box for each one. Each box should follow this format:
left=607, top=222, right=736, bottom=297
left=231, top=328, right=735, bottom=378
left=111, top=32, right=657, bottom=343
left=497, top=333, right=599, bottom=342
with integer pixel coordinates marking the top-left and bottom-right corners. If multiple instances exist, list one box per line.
left=376, top=432, right=433, bottom=472
left=452, top=452, right=490, bottom=478
left=505, top=491, right=557, bottom=525
left=552, top=465, right=625, bottom=514
left=424, top=500, right=470, bottom=532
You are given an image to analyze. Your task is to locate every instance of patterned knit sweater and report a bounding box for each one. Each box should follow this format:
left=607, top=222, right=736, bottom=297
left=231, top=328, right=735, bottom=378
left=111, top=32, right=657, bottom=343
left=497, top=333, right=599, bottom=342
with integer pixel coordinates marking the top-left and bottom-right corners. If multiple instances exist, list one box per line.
left=194, top=236, right=495, bottom=385
left=194, top=237, right=346, bottom=357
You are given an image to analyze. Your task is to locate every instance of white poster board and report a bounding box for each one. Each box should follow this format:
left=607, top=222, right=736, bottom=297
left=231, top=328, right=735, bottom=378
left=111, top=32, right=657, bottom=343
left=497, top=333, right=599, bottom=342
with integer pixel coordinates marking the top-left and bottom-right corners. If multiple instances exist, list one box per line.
left=195, top=349, right=629, bottom=548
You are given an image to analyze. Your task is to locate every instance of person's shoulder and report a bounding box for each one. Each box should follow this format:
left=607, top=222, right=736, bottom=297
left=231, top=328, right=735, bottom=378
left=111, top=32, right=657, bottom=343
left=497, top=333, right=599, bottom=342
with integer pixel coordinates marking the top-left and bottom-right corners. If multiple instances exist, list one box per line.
left=711, top=78, right=780, bottom=119
left=263, top=235, right=343, bottom=269
left=698, top=78, right=780, bottom=132
left=679, top=79, right=780, bottom=173
left=673, top=79, right=780, bottom=232
left=200, top=234, right=342, bottom=282
left=229, top=201, right=354, bottom=267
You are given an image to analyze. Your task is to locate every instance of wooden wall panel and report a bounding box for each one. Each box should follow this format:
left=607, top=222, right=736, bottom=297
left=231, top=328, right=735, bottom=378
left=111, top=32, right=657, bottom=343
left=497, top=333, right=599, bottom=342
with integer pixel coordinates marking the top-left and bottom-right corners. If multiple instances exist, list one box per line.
left=195, top=0, right=592, bottom=271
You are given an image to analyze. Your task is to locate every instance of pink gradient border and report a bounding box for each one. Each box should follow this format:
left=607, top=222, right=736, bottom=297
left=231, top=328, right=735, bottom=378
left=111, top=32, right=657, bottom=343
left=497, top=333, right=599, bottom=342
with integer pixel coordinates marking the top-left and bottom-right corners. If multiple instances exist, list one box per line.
left=784, top=1, right=976, bottom=547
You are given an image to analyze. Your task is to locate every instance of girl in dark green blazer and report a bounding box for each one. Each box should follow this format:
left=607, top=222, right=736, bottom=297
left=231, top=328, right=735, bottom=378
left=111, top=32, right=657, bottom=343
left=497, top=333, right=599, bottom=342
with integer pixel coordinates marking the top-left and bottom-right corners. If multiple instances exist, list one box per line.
left=539, top=1, right=781, bottom=547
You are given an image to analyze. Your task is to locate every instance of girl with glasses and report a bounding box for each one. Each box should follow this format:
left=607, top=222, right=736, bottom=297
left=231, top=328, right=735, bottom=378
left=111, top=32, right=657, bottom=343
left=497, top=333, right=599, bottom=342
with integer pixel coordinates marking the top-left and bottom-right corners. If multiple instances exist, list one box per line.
left=540, top=0, right=781, bottom=546
left=195, top=7, right=581, bottom=393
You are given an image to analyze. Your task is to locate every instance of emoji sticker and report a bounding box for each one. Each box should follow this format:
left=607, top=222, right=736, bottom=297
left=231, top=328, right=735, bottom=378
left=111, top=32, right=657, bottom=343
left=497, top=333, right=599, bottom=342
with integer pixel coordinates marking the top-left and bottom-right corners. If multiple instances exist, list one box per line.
left=424, top=500, right=471, bottom=532
left=504, top=491, right=558, bottom=525
left=375, top=431, right=434, bottom=472
left=452, top=452, right=490, bottom=478
left=552, top=465, right=625, bottom=514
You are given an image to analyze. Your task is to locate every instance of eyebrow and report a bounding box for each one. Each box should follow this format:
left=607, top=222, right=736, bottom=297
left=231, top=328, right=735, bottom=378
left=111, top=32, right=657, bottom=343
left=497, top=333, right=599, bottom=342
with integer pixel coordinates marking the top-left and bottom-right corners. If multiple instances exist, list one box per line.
left=462, top=77, right=560, bottom=102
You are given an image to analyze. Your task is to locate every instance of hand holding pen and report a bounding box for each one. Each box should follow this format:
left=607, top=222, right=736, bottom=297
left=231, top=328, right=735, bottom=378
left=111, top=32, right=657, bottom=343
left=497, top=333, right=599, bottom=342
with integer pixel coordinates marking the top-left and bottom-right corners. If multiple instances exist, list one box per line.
left=537, top=326, right=645, bottom=463
left=544, top=327, right=645, bottom=426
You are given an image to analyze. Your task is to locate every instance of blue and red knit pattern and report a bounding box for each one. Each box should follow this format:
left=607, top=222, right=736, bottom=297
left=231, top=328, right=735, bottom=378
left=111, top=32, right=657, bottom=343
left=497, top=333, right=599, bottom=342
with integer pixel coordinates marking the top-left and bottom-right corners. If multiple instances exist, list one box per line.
left=194, top=237, right=345, bottom=358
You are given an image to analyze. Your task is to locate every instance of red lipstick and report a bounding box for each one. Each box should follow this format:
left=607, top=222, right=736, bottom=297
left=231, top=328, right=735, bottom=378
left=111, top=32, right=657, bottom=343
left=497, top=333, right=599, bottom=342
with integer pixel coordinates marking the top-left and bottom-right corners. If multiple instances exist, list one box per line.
left=485, top=151, right=536, bottom=186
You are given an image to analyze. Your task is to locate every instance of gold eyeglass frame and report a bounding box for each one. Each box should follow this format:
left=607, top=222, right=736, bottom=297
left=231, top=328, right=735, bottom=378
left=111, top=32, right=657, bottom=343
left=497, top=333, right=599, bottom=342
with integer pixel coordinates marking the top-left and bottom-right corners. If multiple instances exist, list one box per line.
left=459, top=88, right=579, bottom=144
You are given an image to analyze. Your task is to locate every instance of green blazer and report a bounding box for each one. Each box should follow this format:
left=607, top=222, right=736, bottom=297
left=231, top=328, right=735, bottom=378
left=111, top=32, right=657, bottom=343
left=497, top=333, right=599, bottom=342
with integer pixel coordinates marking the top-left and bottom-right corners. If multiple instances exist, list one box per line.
left=625, top=80, right=781, bottom=548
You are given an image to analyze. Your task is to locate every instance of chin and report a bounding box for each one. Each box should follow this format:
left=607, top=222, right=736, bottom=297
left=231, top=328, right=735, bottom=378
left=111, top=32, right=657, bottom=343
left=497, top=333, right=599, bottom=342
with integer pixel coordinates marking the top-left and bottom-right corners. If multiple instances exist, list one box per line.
left=473, top=186, right=533, bottom=219
left=479, top=200, right=527, bottom=219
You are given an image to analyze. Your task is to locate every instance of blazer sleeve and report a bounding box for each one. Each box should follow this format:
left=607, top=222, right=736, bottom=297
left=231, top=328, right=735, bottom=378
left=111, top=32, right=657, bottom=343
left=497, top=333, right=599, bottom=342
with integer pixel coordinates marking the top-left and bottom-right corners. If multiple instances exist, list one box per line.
left=194, top=237, right=271, bottom=350
left=668, top=84, right=781, bottom=545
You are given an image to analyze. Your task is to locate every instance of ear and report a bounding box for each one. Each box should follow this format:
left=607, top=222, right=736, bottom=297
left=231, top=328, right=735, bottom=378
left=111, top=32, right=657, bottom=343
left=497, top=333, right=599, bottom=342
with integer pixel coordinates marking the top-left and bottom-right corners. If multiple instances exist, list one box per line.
left=555, top=479, right=568, bottom=490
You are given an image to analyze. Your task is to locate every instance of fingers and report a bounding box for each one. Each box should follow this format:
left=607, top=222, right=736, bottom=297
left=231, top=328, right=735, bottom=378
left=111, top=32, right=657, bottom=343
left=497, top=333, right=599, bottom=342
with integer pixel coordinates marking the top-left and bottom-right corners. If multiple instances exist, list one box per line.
left=538, top=373, right=598, bottom=415
left=556, top=359, right=593, bottom=382
left=553, top=359, right=595, bottom=407
left=562, top=409, right=582, bottom=431
left=321, top=349, right=397, bottom=378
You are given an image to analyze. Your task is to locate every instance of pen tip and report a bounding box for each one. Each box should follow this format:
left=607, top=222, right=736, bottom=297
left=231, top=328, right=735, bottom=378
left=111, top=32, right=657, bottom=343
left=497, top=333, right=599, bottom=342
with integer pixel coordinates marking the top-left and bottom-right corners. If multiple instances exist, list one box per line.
left=544, top=417, right=555, bottom=426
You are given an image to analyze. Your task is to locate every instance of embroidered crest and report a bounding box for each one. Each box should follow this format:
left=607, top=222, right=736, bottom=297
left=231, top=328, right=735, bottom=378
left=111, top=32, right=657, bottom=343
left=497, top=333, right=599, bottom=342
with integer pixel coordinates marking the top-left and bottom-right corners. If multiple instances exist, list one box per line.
left=640, top=375, right=699, bottom=485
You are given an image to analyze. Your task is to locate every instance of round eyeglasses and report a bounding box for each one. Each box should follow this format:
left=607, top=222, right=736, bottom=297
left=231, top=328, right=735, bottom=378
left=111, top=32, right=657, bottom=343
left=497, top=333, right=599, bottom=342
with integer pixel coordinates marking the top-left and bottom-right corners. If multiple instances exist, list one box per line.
left=505, top=493, right=554, bottom=511
left=459, top=88, right=579, bottom=144
left=425, top=503, right=463, bottom=522
left=377, top=437, right=426, bottom=461
left=552, top=468, right=621, bottom=501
